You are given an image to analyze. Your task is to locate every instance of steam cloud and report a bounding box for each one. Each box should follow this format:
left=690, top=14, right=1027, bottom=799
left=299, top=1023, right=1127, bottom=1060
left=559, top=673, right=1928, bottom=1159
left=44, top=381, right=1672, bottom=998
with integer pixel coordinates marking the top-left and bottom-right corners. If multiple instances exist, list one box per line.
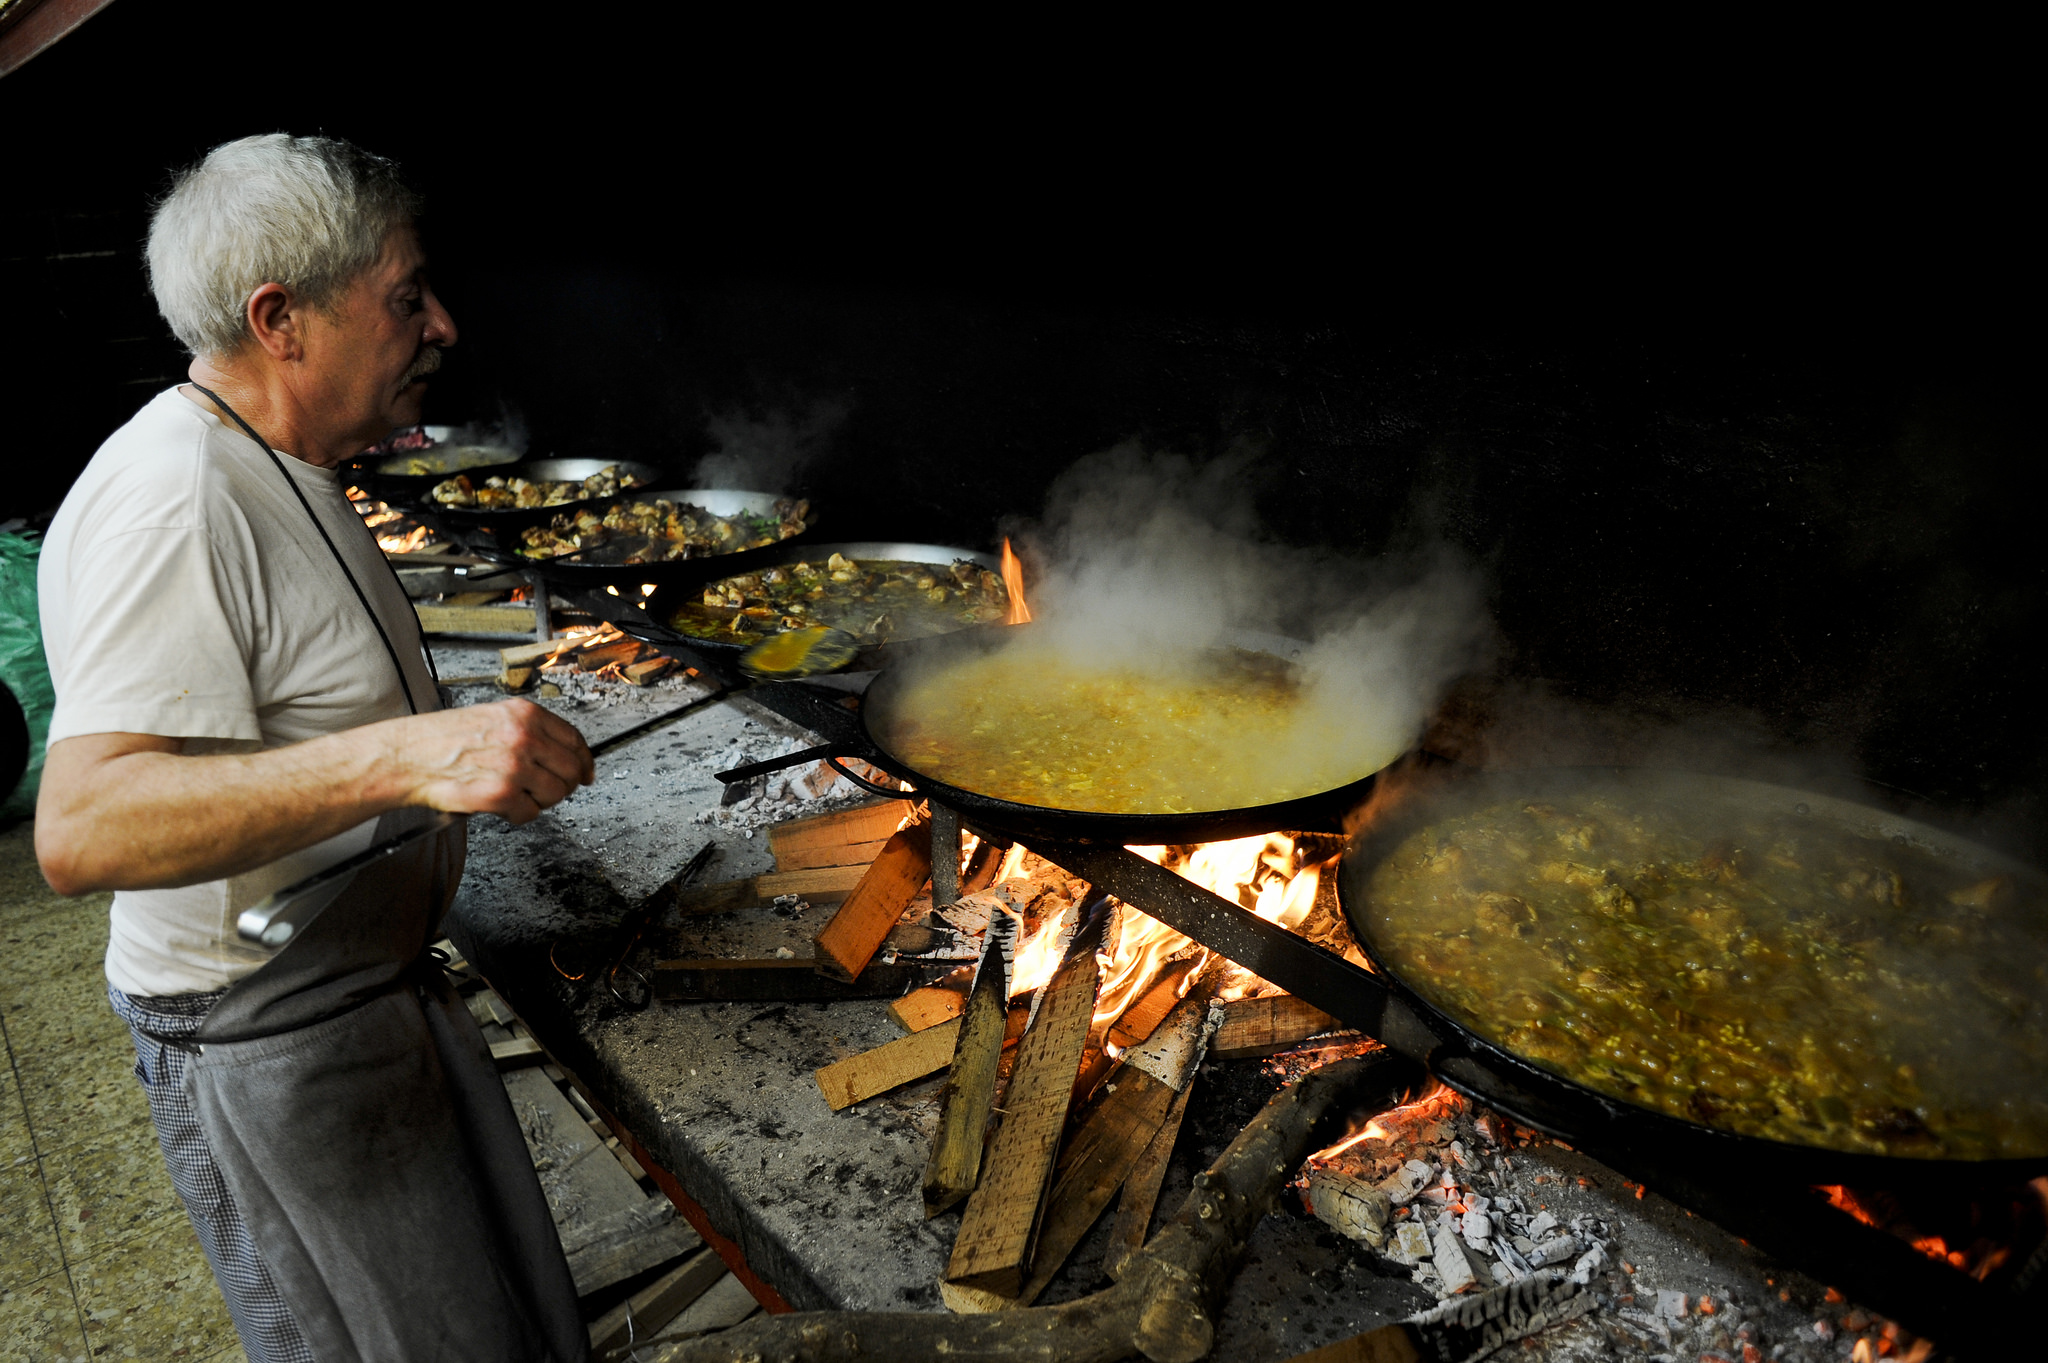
left=692, top=398, right=847, bottom=492
left=977, top=444, right=1495, bottom=801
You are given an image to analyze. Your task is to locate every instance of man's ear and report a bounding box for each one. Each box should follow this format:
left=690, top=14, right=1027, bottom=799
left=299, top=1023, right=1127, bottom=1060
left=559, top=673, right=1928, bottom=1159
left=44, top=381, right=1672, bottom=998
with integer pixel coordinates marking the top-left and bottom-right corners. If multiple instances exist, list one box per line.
left=245, top=283, right=304, bottom=362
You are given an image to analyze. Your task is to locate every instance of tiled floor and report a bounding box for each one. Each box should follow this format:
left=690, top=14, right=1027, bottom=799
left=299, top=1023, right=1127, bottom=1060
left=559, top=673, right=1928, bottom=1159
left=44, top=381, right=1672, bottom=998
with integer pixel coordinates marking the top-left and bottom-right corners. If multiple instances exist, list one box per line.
left=1, top=819, right=245, bottom=1363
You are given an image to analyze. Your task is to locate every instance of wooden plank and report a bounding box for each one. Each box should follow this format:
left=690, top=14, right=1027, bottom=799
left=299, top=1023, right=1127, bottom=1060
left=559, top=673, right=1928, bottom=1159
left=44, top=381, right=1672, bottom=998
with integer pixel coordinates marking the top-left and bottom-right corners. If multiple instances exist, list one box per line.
left=811, top=822, right=933, bottom=982
left=673, top=864, right=871, bottom=915
left=623, top=657, right=675, bottom=686
left=414, top=601, right=538, bottom=636
left=500, top=637, right=569, bottom=666
left=889, top=984, right=967, bottom=1034
left=1105, top=958, right=1201, bottom=1053
left=768, top=801, right=907, bottom=865
left=1104, top=1077, right=1195, bottom=1279
left=814, top=1017, right=962, bottom=1111
left=1210, top=993, right=1341, bottom=1060
left=578, top=639, right=647, bottom=671
left=922, top=916, right=1013, bottom=1218
left=1012, top=1068, right=1179, bottom=1304
left=944, top=915, right=1103, bottom=1296
left=774, top=836, right=891, bottom=872
left=491, top=1036, right=546, bottom=1069
left=586, top=1246, right=727, bottom=1356
left=651, top=958, right=950, bottom=1003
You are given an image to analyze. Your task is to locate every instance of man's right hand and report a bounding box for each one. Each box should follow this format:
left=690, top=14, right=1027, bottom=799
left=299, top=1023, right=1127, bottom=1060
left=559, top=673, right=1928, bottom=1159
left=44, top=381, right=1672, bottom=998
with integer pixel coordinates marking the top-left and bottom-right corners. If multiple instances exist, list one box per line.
left=393, top=699, right=595, bottom=823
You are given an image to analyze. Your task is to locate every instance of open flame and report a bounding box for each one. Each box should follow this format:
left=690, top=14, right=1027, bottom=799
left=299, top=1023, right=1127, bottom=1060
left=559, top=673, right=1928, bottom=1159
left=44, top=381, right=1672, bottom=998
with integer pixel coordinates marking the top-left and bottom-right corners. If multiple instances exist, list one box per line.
left=991, top=833, right=1333, bottom=1053
left=1000, top=537, right=1032, bottom=625
left=1311, top=1081, right=1466, bottom=1164
left=1816, top=1181, right=2047, bottom=1283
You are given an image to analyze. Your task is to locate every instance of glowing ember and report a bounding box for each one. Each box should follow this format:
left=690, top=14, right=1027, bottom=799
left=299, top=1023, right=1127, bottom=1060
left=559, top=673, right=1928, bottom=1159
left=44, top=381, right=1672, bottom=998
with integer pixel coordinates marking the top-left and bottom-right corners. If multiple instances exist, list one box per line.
left=1309, top=1081, right=1465, bottom=1166
left=1816, top=1182, right=2042, bottom=1283
left=1000, top=537, right=1031, bottom=624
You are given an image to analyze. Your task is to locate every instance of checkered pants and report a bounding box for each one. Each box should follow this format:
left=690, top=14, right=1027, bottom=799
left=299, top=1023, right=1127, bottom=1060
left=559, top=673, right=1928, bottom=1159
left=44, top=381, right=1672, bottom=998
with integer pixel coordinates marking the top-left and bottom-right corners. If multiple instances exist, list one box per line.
left=109, top=986, right=315, bottom=1363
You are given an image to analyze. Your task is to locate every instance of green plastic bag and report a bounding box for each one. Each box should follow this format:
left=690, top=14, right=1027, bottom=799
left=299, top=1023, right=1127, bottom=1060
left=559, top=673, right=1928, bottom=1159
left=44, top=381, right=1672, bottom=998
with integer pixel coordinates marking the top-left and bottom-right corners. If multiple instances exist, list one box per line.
left=1, top=532, right=55, bottom=817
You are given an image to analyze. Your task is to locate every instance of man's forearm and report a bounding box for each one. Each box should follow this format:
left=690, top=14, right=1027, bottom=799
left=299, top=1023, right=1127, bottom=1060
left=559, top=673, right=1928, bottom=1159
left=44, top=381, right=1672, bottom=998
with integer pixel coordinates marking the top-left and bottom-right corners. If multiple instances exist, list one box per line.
left=35, top=728, right=411, bottom=893
left=36, top=700, right=594, bottom=895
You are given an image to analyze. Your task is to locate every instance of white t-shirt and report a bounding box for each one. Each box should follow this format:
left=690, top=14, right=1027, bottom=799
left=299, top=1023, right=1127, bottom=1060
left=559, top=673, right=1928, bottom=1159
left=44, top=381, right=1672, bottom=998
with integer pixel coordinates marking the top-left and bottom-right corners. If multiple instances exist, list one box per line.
left=39, top=387, right=441, bottom=996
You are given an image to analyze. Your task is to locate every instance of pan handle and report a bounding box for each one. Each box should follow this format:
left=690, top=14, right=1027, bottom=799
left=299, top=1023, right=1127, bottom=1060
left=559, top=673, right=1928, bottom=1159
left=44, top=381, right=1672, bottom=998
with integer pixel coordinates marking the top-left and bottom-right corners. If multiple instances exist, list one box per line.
left=713, top=744, right=921, bottom=800
left=825, top=753, right=919, bottom=800
left=715, top=743, right=840, bottom=784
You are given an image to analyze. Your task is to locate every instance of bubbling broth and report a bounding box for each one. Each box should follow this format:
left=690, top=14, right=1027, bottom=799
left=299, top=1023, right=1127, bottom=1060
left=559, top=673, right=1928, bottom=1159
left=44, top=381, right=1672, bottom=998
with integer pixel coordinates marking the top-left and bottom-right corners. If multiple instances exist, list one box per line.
left=1358, top=784, right=2048, bottom=1159
left=873, top=646, right=1401, bottom=815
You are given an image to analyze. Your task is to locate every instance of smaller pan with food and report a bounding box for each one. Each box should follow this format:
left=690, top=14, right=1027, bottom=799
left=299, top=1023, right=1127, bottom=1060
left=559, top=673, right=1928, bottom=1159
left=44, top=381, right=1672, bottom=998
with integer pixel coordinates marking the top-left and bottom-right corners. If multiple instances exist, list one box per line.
left=491, top=488, right=818, bottom=592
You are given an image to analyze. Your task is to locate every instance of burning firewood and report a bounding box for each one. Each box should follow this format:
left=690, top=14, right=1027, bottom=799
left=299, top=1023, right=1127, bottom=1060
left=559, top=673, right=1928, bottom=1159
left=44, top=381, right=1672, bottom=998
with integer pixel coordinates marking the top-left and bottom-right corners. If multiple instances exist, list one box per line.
left=949, top=991, right=1218, bottom=1312
left=811, top=815, right=934, bottom=982
left=923, top=911, right=1015, bottom=1217
left=944, top=899, right=1109, bottom=1296
left=1210, top=993, right=1342, bottom=1060
left=643, top=1052, right=1571, bottom=1363
left=1102, top=1078, right=1196, bottom=1281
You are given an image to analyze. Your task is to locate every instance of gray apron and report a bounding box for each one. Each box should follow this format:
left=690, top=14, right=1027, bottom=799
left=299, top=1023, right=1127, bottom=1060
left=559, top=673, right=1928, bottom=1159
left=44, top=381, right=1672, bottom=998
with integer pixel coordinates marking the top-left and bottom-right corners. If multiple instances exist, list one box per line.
left=186, top=812, right=588, bottom=1363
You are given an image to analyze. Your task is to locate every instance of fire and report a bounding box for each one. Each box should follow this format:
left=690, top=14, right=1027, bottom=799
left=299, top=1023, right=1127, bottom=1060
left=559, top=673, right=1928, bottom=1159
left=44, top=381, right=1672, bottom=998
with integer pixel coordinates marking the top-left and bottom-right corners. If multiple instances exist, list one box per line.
left=1310, top=1081, right=1465, bottom=1165
left=376, top=524, right=435, bottom=554
left=1816, top=1181, right=2047, bottom=1283
left=1000, top=537, right=1031, bottom=624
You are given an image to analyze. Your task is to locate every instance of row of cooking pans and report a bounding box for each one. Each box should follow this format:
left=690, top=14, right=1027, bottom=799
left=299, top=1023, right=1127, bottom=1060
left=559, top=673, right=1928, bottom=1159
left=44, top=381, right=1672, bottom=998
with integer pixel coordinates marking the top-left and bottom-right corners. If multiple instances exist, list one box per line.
left=348, top=441, right=822, bottom=592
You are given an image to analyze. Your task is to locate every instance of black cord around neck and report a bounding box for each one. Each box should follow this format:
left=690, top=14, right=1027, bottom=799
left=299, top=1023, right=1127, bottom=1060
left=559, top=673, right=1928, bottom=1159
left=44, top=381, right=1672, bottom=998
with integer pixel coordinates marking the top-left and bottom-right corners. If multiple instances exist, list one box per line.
left=187, top=383, right=429, bottom=715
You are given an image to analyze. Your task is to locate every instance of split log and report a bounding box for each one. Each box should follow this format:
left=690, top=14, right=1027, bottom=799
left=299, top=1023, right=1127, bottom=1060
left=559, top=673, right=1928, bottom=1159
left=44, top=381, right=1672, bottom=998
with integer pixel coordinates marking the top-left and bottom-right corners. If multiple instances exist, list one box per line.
left=1004, top=1066, right=1181, bottom=1306
left=497, top=665, right=536, bottom=692
left=500, top=636, right=570, bottom=667
left=1103, top=1077, right=1195, bottom=1280
left=944, top=900, right=1108, bottom=1296
left=1210, top=993, right=1341, bottom=1060
left=646, top=1049, right=1429, bottom=1363
left=650, top=959, right=950, bottom=1003
left=922, top=913, right=1014, bottom=1218
left=624, top=657, right=676, bottom=686
left=958, top=835, right=1005, bottom=898
left=1104, top=958, right=1202, bottom=1053
left=672, top=866, right=869, bottom=914
left=888, top=983, right=966, bottom=1034
left=579, top=639, right=647, bottom=672
left=814, top=1017, right=961, bottom=1111
left=767, top=801, right=906, bottom=870
left=811, top=819, right=933, bottom=982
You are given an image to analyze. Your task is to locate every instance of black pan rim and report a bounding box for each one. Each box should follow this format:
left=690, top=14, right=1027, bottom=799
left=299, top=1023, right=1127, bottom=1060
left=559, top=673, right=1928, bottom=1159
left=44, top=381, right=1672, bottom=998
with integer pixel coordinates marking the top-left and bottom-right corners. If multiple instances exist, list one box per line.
left=1337, top=763, right=2048, bottom=1176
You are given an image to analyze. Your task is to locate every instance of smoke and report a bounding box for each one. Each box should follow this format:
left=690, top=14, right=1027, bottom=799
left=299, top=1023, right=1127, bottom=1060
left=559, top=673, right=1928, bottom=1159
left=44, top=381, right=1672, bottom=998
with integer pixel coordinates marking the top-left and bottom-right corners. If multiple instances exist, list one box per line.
left=959, top=443, right=1496, bottom=801
left=432, top=403, right=528, bottom=455
left=692, top=398, right=847, bottom=492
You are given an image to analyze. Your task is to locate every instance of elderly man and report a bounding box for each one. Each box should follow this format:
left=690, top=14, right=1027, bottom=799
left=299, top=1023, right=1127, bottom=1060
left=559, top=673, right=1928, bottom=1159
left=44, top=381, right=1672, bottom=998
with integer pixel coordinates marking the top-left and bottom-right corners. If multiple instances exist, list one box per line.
left=36, top=135, right=592, bottom=1362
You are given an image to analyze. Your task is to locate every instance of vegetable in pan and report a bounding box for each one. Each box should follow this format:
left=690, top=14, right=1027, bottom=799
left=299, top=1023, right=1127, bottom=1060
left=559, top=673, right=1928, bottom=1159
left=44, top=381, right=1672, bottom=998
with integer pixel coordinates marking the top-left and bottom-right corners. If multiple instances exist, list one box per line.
left=666, top=553, right=1007, bottom=643
left=1359, top=789, right=2048, bottom=1159
left=517, top=496, right=809, bottom=564
left=430, top=463, right=648, bottom=510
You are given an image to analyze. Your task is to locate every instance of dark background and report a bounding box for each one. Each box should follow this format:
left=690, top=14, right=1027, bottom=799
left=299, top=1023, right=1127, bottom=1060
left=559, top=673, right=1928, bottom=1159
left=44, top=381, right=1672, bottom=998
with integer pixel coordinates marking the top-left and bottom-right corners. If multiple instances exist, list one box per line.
left=3, top=7, right=2036, bottom=845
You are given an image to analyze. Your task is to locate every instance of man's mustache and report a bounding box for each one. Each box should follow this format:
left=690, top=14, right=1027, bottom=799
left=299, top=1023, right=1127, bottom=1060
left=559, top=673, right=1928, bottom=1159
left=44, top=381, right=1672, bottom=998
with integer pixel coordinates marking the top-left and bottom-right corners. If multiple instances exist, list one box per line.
left=400, top=347, right=445, bottom=386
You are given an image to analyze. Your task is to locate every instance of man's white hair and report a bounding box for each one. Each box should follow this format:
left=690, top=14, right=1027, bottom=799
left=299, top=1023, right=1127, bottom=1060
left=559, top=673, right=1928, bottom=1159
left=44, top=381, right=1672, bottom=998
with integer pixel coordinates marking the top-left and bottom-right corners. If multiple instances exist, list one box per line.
left=147, top=133, right=421, bottom=358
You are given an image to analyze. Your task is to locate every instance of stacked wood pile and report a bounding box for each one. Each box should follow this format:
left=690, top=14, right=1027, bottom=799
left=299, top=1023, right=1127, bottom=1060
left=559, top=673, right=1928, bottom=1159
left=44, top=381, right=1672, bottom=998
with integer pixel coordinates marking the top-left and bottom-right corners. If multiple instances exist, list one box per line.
left=430, top=937, right=767, bottom=1359
left=668, top=801, right=1361, bottom=1315
left=496, top=624, right=685, bottom=693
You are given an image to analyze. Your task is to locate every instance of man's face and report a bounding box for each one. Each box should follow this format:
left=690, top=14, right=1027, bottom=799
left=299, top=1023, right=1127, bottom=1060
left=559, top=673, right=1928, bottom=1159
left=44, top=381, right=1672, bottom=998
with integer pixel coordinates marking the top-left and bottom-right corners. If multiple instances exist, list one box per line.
left=298, top=223, right=456, bottom=453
